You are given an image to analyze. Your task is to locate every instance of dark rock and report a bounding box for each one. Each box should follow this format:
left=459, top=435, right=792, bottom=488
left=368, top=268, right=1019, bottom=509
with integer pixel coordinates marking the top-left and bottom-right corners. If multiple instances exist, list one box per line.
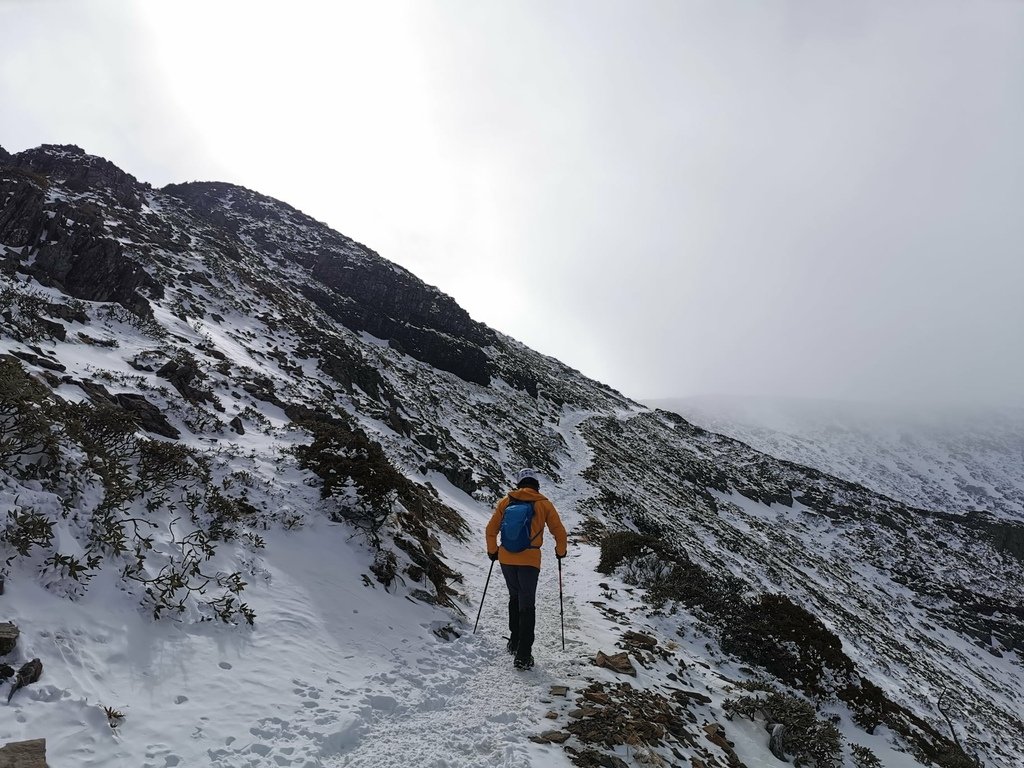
left=33, top=232, right=163, bottom=316
left=703, top=723, right=743, bottom=767
left=35, top=316, right=65, bottom=341
left=621, top=630, right=657, bottom=650
left=157, top=358, right=214, bottom=405
left=976, top=520, right=1024, bottom=564
left=49, top=302, right=89, bottom=324
left=76, top=379, right=113, bottom=401
left=73, top=381, right=179, bottom=439
left=230, top=415, right=245, bottom=435
left=0, top=160, right=163, bottom=315
left=76, top=332, right=118, bottom=348
left=239, top=375, right=283, bottom=407
left=0, top=665, right=12, bottom=681
left=163, top=180, right=498, bottom=386
left=539, top=730, right=570, bottom=744
left=415, top=432, right=439, bottom=451
left=114, top=394, right=180, bottom=439
left=14, top=144, right=146, bottom=209
left=7, top=659, right=42, bottom=703
left=0, top=623, right=18, bottom=655
left=767, top=722, right=787, bottom=761
left=8, top=350, right=65, bottom=372
left=669, top=688, right=712, bottom=706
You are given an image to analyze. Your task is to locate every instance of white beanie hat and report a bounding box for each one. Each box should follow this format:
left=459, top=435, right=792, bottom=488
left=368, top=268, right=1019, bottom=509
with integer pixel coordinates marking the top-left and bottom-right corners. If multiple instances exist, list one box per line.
left=516, top=468, right=540, bottom=485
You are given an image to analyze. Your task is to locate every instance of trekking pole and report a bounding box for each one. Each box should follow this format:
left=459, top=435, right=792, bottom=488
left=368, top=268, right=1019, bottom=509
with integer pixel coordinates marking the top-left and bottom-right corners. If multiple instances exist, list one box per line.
left=558, top=557, right=565, bottom=651
left=473, top=559, right=496, bottom=634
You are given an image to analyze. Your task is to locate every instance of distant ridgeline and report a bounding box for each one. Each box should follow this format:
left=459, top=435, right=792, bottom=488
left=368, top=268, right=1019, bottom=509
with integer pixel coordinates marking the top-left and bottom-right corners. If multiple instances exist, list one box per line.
left=1, top=144, right=1021, bottom=767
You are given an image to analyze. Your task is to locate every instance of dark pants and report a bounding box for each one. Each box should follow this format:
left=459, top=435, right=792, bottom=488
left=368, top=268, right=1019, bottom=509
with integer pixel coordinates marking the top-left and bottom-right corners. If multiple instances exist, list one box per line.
left=501, top=564, right=539, bottom=661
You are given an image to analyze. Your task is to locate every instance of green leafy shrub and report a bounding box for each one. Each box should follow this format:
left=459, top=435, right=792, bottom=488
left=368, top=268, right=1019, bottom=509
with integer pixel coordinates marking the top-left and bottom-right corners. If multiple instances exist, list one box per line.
left=0, top=359, right=61, bottom=475
left=2, top=505, right=55, bottom=564
left=851, top=744, right=883, bottom=768
left=597, top=530, right=661, bottom=574
left=137, top=440, right=202, bottom=499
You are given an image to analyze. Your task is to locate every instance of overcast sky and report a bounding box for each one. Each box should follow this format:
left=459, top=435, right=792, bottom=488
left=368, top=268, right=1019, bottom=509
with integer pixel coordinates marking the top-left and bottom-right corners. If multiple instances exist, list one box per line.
left=2, top=0, right=1022, bottom=405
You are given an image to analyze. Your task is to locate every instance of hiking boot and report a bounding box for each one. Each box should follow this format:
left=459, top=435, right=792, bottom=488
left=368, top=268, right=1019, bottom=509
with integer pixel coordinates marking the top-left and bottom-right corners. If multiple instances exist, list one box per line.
left=513, top=655, right=534, bottom=670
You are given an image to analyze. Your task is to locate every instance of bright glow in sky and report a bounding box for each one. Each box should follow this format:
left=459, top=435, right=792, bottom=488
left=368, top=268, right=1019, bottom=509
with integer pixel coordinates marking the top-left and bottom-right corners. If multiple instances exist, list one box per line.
left=2, top=0, right=1023, bottom=405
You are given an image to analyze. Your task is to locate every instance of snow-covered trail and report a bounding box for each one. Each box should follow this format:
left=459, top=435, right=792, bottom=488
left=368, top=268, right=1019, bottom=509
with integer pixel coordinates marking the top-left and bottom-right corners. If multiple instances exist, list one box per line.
left=327, top=583, right=584, bottom=768
left=326, top=409, right=608, bottom=767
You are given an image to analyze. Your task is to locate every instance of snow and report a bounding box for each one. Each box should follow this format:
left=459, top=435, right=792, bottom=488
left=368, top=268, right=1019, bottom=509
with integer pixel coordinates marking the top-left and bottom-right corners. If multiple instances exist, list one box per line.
left=0, top=400, right=759, bottom=767
left=4, top=516, right=576, bottom=767
left=3, top=156, right=1019, bottom=768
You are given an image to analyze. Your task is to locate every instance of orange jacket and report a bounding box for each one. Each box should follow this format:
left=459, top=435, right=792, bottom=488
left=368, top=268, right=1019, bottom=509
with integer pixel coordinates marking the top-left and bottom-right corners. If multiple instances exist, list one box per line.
left=486, top=488, right=568, bottom=569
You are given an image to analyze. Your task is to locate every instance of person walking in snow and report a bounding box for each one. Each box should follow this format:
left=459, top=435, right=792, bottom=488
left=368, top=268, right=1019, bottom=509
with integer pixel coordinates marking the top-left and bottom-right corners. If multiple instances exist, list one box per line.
left=485, top=468, right=568, bottom=670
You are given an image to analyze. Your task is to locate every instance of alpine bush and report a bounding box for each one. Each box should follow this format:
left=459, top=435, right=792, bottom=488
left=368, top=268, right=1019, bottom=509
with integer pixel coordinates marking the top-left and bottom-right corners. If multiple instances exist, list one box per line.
left=721, top=593, right=853, bottom=698
left=724, top=688, right=842, bottom=767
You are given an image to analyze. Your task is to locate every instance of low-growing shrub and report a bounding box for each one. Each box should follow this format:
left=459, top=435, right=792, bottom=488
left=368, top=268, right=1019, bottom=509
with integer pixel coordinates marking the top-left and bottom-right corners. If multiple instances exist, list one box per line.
left=0, top=359, right=61, bottom=475
left=2, top=505, right=55, bottom=564
left=851, top=744, right=883, bottom=768
left=721, top=594, right=853, bottom=698
left=724, top=688, right=842, bottom=767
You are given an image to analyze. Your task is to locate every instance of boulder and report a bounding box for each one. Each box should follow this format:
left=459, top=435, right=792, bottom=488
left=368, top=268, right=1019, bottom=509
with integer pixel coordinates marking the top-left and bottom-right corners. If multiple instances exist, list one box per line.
left=621, top=630, right=658, bottom=650
left=594, top=651, right=637, bottom=677
left=703, top=723, right=743, bottom=768
left=0, top=624, right=18, bottom=655
left=156, top=358, right=213, bottom=405
left=114, top=393, right=180, bottom=439
left=0, top=738, right=47, bottom=767
left=7, top=659, right=43, bottom=703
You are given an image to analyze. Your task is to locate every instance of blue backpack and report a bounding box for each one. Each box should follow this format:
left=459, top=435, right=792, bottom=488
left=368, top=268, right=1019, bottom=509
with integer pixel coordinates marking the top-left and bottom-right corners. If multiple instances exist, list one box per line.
left=500, top=499, right=540, bottom=553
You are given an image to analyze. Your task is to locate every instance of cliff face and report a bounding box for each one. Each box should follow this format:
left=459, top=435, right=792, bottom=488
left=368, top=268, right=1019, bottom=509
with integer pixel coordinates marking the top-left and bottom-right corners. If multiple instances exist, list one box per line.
left=1, top=144, right=1021, bottom=767
left=0, top=146, right=163, bottom=313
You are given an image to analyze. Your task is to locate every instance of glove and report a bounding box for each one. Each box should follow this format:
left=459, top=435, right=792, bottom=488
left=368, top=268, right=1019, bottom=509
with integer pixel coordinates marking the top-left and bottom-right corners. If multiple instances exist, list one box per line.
left=488, top=551, right=498, bottom=561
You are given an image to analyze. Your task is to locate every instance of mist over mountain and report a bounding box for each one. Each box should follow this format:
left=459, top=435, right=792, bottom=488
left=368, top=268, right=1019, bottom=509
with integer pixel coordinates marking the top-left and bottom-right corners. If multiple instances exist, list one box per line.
left=1, top=144, right=1021, bottom=767
left=652, top=395, right=1024, bottom=524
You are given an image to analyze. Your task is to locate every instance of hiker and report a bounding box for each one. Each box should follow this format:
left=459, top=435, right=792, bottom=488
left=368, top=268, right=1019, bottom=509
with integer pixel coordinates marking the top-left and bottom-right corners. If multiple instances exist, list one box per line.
left=485, top=468, right=568, bottom=670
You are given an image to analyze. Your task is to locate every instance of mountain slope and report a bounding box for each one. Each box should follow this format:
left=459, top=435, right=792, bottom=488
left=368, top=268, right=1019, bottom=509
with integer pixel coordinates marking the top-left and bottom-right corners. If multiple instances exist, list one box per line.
left=1, top=145, right=1020, bottom=768
left=653, top=395, right=1024, bottom=523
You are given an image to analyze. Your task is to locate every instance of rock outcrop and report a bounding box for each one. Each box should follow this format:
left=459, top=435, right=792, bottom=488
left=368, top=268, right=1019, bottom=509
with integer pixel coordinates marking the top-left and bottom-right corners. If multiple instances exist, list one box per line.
left=162, top=180, right=499, bottom=387
left=0, top=738, right=47, bottom=768
left=0, top=151, right=163, bottom=315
